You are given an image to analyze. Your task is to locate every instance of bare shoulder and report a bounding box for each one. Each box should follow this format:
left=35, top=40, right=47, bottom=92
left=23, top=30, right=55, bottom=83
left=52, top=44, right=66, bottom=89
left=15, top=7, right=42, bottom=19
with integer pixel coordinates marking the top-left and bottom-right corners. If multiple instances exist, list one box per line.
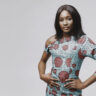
left=45, top=35, right=56, bottom=47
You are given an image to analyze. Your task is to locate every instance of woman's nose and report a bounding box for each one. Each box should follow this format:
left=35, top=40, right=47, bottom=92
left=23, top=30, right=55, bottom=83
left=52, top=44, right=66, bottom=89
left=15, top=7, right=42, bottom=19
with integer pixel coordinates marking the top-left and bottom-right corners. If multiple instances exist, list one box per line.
left=63, top=20, right=68, bottom=25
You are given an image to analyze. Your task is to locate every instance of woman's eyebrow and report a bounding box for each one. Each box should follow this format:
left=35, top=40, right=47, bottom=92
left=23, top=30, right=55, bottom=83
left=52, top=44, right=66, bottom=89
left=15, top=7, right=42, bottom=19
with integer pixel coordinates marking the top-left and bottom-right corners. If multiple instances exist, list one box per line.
left=59, top=16, right=72, bottom=18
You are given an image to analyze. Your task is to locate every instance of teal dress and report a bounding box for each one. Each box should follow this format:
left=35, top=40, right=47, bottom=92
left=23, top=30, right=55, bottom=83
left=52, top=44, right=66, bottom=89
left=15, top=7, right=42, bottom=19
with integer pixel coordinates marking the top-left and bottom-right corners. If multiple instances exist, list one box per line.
left=44, top=35, right=96, bottom=96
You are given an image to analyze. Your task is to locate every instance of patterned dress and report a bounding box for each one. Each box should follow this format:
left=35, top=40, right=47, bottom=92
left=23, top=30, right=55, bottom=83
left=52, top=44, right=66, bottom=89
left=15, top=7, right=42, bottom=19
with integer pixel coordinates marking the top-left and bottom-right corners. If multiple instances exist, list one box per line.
left=44, top=34, right=96, bottom=96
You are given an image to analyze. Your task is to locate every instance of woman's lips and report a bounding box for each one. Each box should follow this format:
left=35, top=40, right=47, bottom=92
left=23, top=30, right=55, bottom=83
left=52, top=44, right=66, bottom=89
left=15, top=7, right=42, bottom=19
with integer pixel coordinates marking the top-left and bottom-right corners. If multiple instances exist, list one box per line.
left=63, top=27, right=69, bottom=30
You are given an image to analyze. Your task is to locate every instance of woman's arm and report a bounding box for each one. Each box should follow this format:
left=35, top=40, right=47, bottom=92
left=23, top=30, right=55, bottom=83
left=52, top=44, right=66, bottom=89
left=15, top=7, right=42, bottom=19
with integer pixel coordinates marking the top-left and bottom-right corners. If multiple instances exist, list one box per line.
left=38, top=38, right=60, bottom=87
left=80, top=35, right=96, bottom=89
left=38, top=35, right=56, bottom=79
left=82, top=73, right=96, bottom=89
left=64, top=74, right=96, bottom=90
left=64, top=35, right=96, bottom=90
left=38, top=38, right=51, bottom=79
left=38, top=52, right=51, bottom=79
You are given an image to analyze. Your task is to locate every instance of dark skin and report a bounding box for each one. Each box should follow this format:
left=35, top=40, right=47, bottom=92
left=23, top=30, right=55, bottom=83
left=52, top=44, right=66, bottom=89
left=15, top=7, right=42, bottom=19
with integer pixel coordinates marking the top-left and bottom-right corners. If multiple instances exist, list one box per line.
left=38, top=10, right=96, bottom=90
left=38, top=35, right=60, bottom=88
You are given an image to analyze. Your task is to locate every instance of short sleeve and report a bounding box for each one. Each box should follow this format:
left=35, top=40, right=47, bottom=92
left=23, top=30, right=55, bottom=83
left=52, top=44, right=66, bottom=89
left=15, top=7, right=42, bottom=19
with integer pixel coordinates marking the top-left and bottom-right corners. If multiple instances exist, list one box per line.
left=44, top=46, right=50, bottom=53
left=81, top=35, right=96, bottom=60
left=44, top=42, right=51, bottom=54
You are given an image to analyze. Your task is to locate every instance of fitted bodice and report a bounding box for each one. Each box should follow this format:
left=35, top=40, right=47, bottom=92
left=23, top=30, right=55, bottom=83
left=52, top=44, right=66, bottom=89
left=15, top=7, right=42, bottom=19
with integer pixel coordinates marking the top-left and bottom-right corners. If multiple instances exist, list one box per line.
left=44, top=35, right=96, bottom=96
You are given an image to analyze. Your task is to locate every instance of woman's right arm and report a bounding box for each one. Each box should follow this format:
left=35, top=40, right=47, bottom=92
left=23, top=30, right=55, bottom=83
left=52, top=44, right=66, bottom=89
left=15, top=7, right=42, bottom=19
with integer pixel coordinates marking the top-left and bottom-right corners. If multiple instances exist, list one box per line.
left=38, top=38, right=51, bottom=79
left=38, top=38, right=60, bottom=87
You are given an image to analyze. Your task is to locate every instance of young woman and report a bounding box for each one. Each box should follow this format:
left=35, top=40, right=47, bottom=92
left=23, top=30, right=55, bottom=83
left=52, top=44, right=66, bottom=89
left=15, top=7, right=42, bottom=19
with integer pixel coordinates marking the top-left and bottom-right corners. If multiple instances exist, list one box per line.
left=38, top=4, right=96, bottom=96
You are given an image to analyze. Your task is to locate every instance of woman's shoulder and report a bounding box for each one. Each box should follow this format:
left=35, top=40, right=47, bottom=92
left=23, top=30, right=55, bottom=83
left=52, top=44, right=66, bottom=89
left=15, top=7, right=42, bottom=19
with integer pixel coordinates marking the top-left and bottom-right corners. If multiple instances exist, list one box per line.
left=77, top=34, right=95, bottom=45
left=79, top=34, right=87, bottom=38
left=45, top=35, right=56, bottom=47
left=79, top=34, right=92, bottom=41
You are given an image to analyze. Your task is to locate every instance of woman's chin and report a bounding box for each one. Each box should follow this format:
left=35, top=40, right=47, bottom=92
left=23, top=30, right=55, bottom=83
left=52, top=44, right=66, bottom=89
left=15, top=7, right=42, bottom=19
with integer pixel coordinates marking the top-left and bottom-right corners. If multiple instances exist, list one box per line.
left=63, top=31, right=70, bottom=33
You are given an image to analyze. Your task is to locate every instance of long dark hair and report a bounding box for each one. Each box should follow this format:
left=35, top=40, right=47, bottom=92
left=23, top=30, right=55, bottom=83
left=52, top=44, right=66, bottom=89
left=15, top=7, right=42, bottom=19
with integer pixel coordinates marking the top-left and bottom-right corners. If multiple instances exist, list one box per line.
left=54, top=4, right=86, bottom=41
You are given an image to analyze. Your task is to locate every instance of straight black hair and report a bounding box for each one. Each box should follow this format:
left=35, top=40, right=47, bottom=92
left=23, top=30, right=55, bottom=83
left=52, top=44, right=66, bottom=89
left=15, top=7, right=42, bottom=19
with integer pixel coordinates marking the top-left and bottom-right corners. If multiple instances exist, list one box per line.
left=54, top=4, right=86, bottom=41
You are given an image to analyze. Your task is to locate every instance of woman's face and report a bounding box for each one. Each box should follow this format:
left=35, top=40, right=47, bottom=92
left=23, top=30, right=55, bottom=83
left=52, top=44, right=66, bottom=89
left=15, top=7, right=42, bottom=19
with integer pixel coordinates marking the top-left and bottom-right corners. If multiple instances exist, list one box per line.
left=59, top=10, right=73, bottom=33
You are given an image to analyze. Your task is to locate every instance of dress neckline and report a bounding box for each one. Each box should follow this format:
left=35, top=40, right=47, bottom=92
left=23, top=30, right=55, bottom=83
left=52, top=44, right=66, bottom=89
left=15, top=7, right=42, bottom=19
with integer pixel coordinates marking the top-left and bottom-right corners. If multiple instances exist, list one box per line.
left=58, top=35, right=75, bottom=44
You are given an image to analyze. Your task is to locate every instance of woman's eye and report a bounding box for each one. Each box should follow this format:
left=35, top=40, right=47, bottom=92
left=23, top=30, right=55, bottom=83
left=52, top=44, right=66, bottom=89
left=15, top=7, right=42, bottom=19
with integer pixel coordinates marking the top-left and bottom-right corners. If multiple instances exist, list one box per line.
left=68, top=18, right=72, bottom=20
left=59, top=19, right=63, bottom=21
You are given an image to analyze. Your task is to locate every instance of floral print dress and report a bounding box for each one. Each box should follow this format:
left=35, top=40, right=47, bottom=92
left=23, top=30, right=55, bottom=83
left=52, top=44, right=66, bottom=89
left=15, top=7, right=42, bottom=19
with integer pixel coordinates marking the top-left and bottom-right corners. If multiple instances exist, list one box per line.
left=44, top=34, right=96, bottom=96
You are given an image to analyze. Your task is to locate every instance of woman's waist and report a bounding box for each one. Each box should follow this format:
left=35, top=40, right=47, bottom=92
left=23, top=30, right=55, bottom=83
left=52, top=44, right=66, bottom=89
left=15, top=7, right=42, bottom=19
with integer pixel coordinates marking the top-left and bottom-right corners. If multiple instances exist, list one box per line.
left=49, top=73, right=81, bottom=93
left=51, top=72, right=79, bottom=80
left=51, top=67, right=79, bottom=82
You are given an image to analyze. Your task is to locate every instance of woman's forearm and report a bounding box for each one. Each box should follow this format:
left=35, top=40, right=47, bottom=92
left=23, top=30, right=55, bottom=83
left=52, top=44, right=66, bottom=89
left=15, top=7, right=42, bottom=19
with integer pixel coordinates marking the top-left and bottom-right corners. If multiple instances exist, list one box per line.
left=38, top=60, right=46, bottom=79
left=82, top=73, right=96, bottom=89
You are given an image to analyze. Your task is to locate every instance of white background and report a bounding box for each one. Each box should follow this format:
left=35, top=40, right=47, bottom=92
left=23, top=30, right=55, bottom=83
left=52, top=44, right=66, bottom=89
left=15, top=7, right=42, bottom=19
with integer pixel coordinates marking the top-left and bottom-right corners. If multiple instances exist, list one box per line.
left=0, top=0, right=96, bottom=96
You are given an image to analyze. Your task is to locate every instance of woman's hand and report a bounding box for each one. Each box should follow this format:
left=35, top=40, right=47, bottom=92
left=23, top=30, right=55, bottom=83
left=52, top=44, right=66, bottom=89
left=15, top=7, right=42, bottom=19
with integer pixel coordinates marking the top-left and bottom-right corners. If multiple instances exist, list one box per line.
left=64, top=78, right=85, bottom=90
left=40, top=73, right=60, bottom=88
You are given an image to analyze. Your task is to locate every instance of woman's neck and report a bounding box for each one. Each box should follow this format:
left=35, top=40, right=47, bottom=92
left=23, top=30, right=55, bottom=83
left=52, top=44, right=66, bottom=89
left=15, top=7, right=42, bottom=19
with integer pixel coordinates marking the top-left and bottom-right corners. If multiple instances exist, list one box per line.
left=63, top=32, right=71, bottom=37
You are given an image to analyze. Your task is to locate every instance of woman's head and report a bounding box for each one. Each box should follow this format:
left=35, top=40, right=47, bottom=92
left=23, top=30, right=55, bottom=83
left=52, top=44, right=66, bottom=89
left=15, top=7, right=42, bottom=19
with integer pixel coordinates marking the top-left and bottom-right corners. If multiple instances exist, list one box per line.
left=59, top=10, right=73, bottom=35
left=54, top=4, right=86, bottom=40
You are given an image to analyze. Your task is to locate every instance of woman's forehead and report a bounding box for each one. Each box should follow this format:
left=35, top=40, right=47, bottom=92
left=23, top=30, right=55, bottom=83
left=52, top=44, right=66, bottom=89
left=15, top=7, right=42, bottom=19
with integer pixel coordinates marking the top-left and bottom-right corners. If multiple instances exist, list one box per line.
left=59, top=10, right=72, bottom=18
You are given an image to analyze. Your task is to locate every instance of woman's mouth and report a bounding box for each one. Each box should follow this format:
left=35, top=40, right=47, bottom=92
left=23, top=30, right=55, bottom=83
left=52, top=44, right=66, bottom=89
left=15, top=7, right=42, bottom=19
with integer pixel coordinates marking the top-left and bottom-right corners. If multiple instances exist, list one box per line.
left=63, top=27, right=69, bottom=30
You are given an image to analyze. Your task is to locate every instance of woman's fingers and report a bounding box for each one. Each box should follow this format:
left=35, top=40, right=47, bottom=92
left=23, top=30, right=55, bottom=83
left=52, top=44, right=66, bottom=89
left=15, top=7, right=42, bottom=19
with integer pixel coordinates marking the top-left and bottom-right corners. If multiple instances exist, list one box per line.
left=66, top=84, right=75, bottom=89
left=64, top=82, right=74, bottom=87
left=65, top=78, right=75, bottom=82
left=50, top=77, right=59, bottom=82
left=49, top=81, right=60, bottom=87
left=64, top=82, right=73, bottom=87
left=47, top=74, right=60, bottom=87
left=64, top=78, right=75, bottom=89
left=52, top=81, right=60, bottom=87
left=64, top=82, right=75, bottom=89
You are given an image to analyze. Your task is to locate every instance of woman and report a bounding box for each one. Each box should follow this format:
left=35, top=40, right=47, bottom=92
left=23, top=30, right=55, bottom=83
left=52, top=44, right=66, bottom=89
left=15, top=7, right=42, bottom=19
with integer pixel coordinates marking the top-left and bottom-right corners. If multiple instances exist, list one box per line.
left=38, top=4, right=96, bottom=96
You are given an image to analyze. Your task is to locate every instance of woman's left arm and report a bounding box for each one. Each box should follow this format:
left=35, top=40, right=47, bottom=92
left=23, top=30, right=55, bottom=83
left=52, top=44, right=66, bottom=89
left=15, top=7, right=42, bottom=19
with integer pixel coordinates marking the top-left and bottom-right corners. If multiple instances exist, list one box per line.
left=82, top=73, right=96, bottom=89
left=64, top=74, right=96, bottom=89
left=81, top=35, right=96, bottom=89
left=80, top=35, right=96, bottom=89
left=64, top=35, right=96, bottom=90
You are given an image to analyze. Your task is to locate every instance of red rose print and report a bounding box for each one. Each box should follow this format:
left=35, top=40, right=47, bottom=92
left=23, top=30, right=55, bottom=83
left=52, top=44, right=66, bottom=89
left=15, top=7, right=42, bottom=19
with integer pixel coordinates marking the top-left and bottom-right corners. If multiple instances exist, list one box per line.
left=53, top=44, right=59, bottom=50
left=69, top=94, right=73, bottom=96
left=52, top=88, right=57, bottom=95
left=62, top=45, right=68, bottom=50
left=56, top=86, right=60, bottom=90
left=72, top=64, right=76, bottom=68
left=69, top=88, right=77, bottom=92
left=58, top=71, right=69, bottom=83
left=78, top=49, right=85, bottom=59
left=59, top=38, right=64, bottom=43
left=49, top=90, right=51, bottom=94
left=61, top=93, right=67, bottom=96
left=49, top=46, right=54, bottom=50
left=88, top=38, right=95, bottom=44
left=65, top=36, right=71, bottom=42
left=69, top=69, right=72, bottom=74
left=66, top=58, right=72, bottom=67
left=73, top=46, right=77, bottom=50
left=75, top=70, right=79, bottom=76
left=54, top=57, right=63, bottom=67
left=77, top=36, right=86, bottom=44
